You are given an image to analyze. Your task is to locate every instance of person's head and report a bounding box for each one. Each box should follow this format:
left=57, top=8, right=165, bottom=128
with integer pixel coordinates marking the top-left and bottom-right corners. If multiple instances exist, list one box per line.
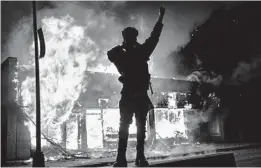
left=122, top=27, right=138, bottom=45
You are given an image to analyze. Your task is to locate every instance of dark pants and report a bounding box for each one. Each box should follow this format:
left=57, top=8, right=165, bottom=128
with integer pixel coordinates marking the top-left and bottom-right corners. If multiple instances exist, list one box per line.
left=116, top=92, right=153, bottom=162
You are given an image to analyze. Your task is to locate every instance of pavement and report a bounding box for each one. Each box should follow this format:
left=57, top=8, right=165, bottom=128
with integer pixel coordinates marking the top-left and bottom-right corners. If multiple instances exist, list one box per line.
left=4, top=143, right=261, bottom=167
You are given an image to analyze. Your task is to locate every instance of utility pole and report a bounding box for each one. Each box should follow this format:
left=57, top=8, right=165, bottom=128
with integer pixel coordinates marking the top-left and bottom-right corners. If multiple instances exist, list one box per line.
left=32, top=1, right=45, bottom=167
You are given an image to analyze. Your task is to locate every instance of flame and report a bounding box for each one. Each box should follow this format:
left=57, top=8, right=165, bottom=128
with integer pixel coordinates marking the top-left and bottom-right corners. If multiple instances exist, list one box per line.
left=87, top=64, right=119, bottom=74
left=20, top=15, right=100, bottom=147
left=155, top=107, right=189, bottom=140
left=17, top=9, right=154, bottom=149
left=12, top=3, right=158, bottom=151
left=15, top=4, right=187, bottom=151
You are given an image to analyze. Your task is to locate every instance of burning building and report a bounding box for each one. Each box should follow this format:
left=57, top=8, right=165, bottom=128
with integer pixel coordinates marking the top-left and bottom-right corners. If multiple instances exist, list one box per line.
left=72, top=72, right=197, bottom=149
left=1, top=58, right=226, bottom=162
left=2, top=2, right=246, bottom=163
left=17, top=61, right=225, bottom=156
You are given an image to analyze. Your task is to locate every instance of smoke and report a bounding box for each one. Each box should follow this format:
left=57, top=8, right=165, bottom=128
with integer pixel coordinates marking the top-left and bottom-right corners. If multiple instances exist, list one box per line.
left=231, top=57, right=261, bottom=85
left=187, top=70, right=223, bottom=86
left=170, top=2, right=261, bottom=144
left=181, top=56, right=223, bottom=140
left=2, top=1, right=221, bottom=75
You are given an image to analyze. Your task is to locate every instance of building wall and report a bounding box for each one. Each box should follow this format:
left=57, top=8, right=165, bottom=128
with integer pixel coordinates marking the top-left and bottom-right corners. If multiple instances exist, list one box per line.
left=1, top=106, right=8, bottom=165
left=2, top=57, right=18, bottom=161
left=1, top=57, right=31, bottom=162
left=6, top=109, right=18, bottom=160
left=16, top=115, right=31, bottom=160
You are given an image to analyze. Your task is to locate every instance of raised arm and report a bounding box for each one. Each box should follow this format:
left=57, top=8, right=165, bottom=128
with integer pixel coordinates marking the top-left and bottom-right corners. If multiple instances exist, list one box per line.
left=142, top=6, right=165, bottom=59
left=157, top=5, right=165, bottom=28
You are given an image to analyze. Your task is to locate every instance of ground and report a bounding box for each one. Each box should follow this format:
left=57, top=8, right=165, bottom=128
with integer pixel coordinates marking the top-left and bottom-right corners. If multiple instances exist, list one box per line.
left=4, top=143, right=261, bottom=167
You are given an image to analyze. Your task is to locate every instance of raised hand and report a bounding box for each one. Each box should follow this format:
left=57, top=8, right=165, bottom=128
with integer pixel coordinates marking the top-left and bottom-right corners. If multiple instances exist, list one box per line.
left=159, top=5, right=165, bottom=16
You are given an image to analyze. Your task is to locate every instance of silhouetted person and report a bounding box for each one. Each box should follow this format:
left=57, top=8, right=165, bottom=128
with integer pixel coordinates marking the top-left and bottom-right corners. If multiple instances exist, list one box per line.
left=107, top=6, right=165, bottom=167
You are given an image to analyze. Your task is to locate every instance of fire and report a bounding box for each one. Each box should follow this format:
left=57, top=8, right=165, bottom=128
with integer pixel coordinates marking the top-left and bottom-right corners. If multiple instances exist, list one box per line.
left=155, top=108, right=188, bottom=139
left=20, top=15, right=101, bottom=148
left=18, top=9, right=153, bottom=150
left=15, top=6, right=194, bottom=152
left=150, top=92, right=191, bottom=142
left=87, top=64, right=118, bottom=75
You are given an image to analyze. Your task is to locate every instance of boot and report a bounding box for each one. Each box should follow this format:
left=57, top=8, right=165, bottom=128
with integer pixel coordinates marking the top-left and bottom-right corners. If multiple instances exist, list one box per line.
left=135, top=148, right=149, bottom=167
left=113, top=126, right=129, bottom=167
left=113, top=138, right=128, bottom=167
left=113, top=148, right=127, bottom=167
left=135, top=160, right=149, bottom=167
left=113, top=160, right=127, bottom=167
left=135, top=129, right=149, bottom=167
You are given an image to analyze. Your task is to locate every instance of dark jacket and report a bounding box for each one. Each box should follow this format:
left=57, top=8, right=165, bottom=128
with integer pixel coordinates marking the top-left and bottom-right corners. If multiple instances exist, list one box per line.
left=107, top=21, right=163, bottom=94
